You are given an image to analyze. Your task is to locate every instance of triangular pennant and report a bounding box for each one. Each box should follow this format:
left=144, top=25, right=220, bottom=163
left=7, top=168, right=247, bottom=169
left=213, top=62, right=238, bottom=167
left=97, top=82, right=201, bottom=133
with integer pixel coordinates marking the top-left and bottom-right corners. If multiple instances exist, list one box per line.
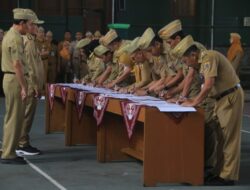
left=47, top=84, right=56, bottom=111
left=59, top=86, right=68, bottom=104
left=167, top=112, right=187, bottom=124
left=120, top=101, right=141, bottom=139
left=75, top=91, right=86, bottom=120
left=93, top=94, right=109, bottom=126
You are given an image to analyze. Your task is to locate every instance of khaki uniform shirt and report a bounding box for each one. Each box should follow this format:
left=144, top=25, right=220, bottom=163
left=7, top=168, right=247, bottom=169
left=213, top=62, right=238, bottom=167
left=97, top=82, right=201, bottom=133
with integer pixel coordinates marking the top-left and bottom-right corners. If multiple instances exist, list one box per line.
left=165, top=51, right=182, bottom=76
left=199, top=50, right=240, bottom=97
left=23, top=33, right=44, bottom=91
left=83, top=55, right=105, bottom=82
left=1, top=27, right=27, bottom=74
left=70, top=40, right=80, bottom=62
left=133, top=61, right=152, bottom=89
left=112, top=40, right=130, bottom=64
left=0, top=40, right=2, bottom=61
left=104, top=62, right=119, bottom=83
left=47, top=42, right=58, bottom=66
left=35, top=38, right=49, bottom=61
left=151, top=55, right=171, bottom=80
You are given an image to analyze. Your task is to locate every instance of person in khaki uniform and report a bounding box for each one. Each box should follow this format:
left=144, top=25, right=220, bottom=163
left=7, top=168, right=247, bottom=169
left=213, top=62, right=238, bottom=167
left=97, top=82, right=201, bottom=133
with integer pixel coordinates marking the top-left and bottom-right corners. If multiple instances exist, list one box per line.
left=120, top=28, right=153, bottom=93
left=75, top=39, right=102, bottom=83
left=99, top=29, right=130, bottom=64
left=58, top=41, right=72, bottom=83
left=227, top=33, right=244, bottom=75
left=93, top=45, right=119, bottom=86
left=45, top=31, right=58, bottom=83
left=15, top=9, right=45, bottom=156
left=105, top=52, right=135, bottom=89
left=58, top=30, right=72, bottom=52
left=105, top=38, right=136, bottom=89
left=100, top=29, right=132, bottom=89
left=153, top=20, right=185, bottom=93
left=70, top=32, right=83, bottom=79
left=74, top=38, right=91, bottom=82
left=0, top=28, right=4, bottom=96
left=82, top=47, right=105, bottom=84
left=36, top=26, right=49, bottom=84
left=173, top=35, right=244, bottom=185
left=169, top=39, right=219, bottom=177
left=135, top=35, right=175, bottom=96
left=1, top=8, right=30, bottom=165
left=158, top=26, right=221, bottom=175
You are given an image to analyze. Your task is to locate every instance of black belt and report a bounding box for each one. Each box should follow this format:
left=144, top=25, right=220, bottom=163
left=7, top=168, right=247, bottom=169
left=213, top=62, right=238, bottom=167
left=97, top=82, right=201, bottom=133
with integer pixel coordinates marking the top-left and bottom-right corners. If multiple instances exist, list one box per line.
left=215, top=84, right=240, bottom=101
left=3, top=71, right=15, bottom=74
left=4, top=72, right=29, bottom=76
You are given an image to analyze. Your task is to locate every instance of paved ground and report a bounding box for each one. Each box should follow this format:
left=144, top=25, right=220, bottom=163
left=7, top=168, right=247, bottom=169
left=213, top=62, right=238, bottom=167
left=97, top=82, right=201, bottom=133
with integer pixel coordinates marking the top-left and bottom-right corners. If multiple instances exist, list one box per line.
left=0, top=96, right=250, bottom=190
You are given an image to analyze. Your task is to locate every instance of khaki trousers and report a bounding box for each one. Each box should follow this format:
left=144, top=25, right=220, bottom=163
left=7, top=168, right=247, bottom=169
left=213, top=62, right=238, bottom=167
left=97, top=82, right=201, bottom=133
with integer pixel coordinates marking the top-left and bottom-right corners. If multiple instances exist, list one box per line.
left=203, top=97, right=219, bottom=169
left=1, top=74, right=26, bottom=159
left=18, top=81, right=37, bottom=148
left=215, top=88, right=244, bottom=180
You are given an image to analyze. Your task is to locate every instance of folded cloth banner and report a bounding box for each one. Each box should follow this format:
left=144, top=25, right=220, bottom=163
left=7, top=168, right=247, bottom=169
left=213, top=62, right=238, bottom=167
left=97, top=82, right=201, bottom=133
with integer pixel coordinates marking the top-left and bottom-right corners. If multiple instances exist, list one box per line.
left=59, top=86, right=68, bottom=104
left=120, top=101, right=141, bottom=139
left=75, top=90, right=86, bottom=120
left=93, top=94, right=109, bottom=126
left=47, top=84, right=56, bottom=111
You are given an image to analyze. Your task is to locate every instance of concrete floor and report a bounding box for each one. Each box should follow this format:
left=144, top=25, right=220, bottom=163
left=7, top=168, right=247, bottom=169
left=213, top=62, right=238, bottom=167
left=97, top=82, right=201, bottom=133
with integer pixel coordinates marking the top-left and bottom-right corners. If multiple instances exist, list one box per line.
left=0, top=97, right=250, bottom=190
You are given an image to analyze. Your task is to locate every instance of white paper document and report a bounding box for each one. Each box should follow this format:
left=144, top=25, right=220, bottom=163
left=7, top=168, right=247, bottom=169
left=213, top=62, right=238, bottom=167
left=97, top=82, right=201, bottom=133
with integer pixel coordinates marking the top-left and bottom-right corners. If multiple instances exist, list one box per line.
left=55, top=83, right=196, bottom=112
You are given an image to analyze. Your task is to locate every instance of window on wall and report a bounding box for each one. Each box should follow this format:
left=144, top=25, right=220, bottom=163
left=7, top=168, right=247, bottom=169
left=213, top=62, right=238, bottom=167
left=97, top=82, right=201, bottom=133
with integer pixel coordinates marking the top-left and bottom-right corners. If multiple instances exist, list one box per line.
left=119, top=0, right=126, bottom=11
left=171, top=0, right=196, bottom=17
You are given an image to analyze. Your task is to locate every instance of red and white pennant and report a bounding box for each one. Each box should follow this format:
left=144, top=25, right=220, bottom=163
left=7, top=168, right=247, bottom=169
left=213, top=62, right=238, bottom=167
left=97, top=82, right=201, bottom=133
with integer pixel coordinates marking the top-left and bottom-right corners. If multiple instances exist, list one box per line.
left=47, top=84, right=56, bottom=111
left=93, top=94, right=109, bottom=126
left=75, top=91, right=86, bottom=120
left=120, top=101, right=141, bottom=139
left=59, top=86, right=68, bottom=104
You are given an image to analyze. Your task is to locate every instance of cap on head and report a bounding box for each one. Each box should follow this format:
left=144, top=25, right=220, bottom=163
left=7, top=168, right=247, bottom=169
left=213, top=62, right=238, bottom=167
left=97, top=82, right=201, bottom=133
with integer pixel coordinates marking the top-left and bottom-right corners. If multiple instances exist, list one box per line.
left=99, top=29, right=118, bottom=46
left=115, top=41, right=132, bottom=58
left=171, top=35, right=195, bottom=57
left=94, top=30, right=102, bottom=38
left=13, top=8, right=31, bottom=20
left=76, top=38, right=91, bottom=49
left=158, top=19, right=182, bottom=40
left=193, top=41, right=206, bottom=51
left=25, top=9, right=44, bottom=24
left=127, top=37, right=141, bottom=54
left=138, top=27, right=155, bottom=50
left=94, top=45, right=110, bottom=57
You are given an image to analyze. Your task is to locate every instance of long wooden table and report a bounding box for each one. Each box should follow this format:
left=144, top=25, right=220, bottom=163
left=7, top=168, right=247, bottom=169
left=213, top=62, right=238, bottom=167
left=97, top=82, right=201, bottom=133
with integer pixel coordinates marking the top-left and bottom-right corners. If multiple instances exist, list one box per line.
left=46, top=86, right=205, bottom=186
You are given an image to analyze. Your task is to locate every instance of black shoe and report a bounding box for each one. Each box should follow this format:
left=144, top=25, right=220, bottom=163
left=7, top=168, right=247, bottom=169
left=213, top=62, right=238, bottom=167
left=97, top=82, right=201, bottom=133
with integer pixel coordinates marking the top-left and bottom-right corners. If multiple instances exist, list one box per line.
left=205, top=176, right=235, bottom=186
left=1, top=156, right=27, bottom=165
left=204, top=173, right=216, bottom=182
left=16, top=145, right=41, bottom=156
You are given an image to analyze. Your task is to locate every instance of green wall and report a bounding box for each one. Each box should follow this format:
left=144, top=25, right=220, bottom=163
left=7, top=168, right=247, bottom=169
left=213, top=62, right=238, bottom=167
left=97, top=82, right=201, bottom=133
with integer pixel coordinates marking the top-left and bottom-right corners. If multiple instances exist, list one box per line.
left=1, top=0, right=250, bottom=46
left=115, top=0, right=250, bottom=47
left=0, top=0, right=84, bottom=42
